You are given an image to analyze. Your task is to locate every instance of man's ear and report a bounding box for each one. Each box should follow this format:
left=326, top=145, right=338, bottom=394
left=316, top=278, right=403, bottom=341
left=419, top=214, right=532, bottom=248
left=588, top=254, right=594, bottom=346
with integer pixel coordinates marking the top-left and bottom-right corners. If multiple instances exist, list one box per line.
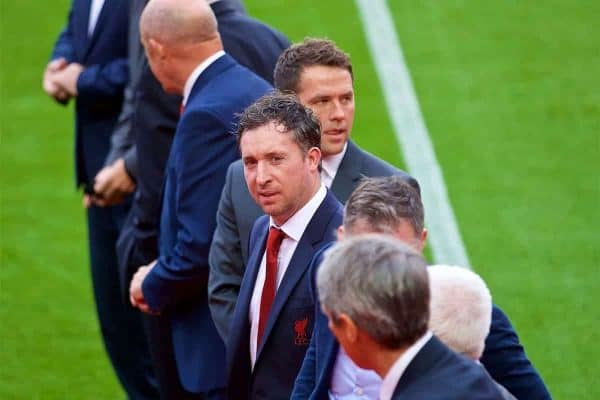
left=337, top=313, right=358, bottom=343
left=147, top=37, right=166, bottom=60
left=337, top=225, right=345, bottom=241
left=307, top=147, right=322, bottom=171
left=417, top=228, right=428, bottom=252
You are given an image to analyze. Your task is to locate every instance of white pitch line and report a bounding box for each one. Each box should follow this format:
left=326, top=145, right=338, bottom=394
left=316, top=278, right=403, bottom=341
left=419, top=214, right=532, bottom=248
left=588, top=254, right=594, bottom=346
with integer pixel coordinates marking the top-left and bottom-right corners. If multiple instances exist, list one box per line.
left=354, top=0, right=471, bottom=267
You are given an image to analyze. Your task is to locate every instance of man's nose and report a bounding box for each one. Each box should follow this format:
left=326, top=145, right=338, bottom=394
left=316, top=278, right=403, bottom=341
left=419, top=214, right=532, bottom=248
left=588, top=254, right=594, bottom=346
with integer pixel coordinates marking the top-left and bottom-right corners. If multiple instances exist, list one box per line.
left=330, top=100, right=345, bottom=121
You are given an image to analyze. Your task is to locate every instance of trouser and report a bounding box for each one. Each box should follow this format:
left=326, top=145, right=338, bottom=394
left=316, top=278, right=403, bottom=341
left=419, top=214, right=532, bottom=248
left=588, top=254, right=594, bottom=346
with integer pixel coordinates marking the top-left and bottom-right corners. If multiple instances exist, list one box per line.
left=86, top=203, right=159, bottom=399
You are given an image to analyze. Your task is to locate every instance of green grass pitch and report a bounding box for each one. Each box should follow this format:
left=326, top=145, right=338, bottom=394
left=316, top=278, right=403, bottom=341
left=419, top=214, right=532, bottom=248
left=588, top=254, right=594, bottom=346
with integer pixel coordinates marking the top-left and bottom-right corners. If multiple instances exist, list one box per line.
left=1, top=0, right=598, bottom=398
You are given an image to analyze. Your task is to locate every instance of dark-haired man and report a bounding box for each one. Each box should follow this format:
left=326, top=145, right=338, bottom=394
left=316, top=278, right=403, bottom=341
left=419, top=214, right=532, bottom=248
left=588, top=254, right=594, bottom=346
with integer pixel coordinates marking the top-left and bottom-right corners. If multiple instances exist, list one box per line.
left=209, top=38, right=419, bottom=341
left=226, top=93, right=344, bottom=400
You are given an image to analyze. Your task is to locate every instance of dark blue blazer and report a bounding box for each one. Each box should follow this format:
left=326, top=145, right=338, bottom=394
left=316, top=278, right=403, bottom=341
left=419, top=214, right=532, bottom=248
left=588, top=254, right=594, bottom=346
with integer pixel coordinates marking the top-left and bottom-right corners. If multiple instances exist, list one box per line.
left=292, top=245, right=552, bottom=400
left=390, top=335, right=504, bottom=399
left=227, top=191, right=344, bottom=400
left=50, top=0, right=129, bottom=188
left=140, top=54, right=272, bottom=393
left=117, top=0, right=290, bottom=294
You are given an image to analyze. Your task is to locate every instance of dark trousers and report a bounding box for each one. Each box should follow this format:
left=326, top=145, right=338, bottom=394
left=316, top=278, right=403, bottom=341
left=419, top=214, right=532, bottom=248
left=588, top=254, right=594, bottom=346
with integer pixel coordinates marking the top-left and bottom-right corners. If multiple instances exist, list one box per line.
left=86, top=203, right=159, bottom=399
left=142, top=314, right=226, bottom=400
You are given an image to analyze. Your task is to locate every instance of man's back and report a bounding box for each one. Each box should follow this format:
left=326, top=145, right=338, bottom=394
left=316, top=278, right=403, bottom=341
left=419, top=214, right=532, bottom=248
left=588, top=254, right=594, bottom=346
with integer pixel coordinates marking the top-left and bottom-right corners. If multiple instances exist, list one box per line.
left=119, top=0, right=290, bottom=279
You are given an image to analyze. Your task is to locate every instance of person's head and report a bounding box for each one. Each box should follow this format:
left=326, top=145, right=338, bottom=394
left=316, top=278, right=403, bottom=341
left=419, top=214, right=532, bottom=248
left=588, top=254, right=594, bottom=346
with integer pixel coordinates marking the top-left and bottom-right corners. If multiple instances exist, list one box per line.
left=341, top=176, right=427, bottom=252
left=317, top=235, right=430, bottom=372
left=139, top=0, right=222, bottom=94
left=274, top=38, right=354, bottom=157
left=238, top=92, right=322, bottom=226
left=427, top=265, right=492, bottom=360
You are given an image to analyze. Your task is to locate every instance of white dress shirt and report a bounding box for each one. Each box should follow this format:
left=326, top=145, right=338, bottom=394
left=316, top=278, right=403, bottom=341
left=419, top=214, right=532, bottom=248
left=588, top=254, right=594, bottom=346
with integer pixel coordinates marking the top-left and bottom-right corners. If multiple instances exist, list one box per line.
left=379, top=332, right=433, bottom=400
left=88, top=0, right=105, bottom=36
left=249, top=184, right=327, bottom=368
left=182, top=50, right=226, bottom=106
left=321, top=143, right=347, bottom=188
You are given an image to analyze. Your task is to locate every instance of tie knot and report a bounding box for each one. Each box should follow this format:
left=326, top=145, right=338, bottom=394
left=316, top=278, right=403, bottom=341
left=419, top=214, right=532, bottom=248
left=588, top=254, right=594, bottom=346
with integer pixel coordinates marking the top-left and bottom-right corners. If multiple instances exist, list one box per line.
left=267, top=226, right=286, bottom=248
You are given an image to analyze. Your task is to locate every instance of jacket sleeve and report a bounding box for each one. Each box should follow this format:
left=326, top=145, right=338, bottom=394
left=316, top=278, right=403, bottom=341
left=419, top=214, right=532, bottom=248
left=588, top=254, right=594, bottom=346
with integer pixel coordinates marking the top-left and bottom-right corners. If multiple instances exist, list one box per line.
left=76, top=58, right=128, bottom=101
left=481, top=305, right=552, bottom=400
left=208, top=163, right=245, bottom=341
left=50, top=2, right=75, bottom=63
left=291, top=250, right=329, bottom=399
left=142, top=110, right=238, bottom=311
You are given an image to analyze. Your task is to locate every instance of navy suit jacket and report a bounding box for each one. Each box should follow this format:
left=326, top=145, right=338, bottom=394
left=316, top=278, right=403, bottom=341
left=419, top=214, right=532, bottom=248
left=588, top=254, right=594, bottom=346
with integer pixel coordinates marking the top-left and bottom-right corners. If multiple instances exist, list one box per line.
left=117, top=0, right=289, bottom=295
left=50, top=0, right=129, bottom=188
left=140, top=54, right=272, bottom=393
left=227, top=191, right=344, bottom=400
left=292, top=245, right=552, bottom=400
left=390, top=335, right=504, bottom=400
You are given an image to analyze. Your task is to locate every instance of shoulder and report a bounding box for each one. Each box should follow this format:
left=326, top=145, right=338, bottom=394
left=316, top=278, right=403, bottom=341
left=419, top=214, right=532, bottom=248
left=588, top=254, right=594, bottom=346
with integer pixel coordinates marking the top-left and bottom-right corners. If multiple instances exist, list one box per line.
left=350, top=144, right=421, bottom=195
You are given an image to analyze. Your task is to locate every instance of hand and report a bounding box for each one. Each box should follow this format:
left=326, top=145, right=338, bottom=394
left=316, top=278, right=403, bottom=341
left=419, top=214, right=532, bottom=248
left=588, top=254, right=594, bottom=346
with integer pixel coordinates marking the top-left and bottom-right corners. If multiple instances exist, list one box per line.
left=83, top=194, right=92, bottom=208
left=92, top=159, right=136, bottom=206
left=53, top=62, right=84, bottom=96
left=43, top=58, right=70, bottom=102
left=129, top=261, right=159, bottom=315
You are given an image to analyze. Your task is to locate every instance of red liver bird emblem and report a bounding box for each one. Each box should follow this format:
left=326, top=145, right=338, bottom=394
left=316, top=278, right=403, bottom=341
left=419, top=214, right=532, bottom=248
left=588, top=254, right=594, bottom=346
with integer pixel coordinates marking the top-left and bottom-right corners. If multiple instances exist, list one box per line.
left=294, top=317, right=309, bottom=346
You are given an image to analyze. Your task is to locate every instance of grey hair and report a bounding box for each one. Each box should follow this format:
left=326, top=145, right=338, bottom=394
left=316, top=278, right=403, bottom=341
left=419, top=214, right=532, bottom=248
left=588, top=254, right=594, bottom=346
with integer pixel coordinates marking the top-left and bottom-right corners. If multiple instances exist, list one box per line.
left=344, top=176, right=424, bottom=236
left=428, top=265, right=492, bottom=360
left=317, top=234, right=429, bottom=349
left=236, top=91, right=321, bottom=154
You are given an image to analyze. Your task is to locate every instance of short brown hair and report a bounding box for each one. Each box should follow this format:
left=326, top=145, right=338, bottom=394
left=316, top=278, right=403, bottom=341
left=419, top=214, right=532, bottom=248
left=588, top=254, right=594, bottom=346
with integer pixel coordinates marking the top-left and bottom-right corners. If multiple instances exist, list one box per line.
left=237, top=91, right=321, bottom=153
left=344, top=176, right=424, bottom=235
left=274, top=38, right=353, bottom=92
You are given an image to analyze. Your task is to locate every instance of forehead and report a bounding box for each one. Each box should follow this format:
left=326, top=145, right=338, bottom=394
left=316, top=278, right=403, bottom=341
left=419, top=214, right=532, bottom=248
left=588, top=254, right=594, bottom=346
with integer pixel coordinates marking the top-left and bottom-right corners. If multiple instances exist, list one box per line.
left=348, top=217, right=417, bottom=238
left=240, top=122, right=301, bottom=156
left=296, top=65, right=353, bottom=97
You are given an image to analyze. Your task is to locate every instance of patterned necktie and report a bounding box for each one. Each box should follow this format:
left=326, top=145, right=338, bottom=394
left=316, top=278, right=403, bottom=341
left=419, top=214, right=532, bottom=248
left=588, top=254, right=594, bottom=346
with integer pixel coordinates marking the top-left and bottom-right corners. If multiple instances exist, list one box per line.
left=257, top=227, right=286, bottom=348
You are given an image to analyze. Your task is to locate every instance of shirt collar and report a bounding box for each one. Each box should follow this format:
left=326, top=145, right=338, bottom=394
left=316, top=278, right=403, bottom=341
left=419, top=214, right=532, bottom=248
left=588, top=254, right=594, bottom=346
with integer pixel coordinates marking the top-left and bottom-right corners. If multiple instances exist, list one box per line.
left=321, top=142, right=348, bottom=182
left=379, top=332, right=433, bottom=400
left=269, top=184, right=327, bottom=242
left=182, top=50, right=226, bottom=105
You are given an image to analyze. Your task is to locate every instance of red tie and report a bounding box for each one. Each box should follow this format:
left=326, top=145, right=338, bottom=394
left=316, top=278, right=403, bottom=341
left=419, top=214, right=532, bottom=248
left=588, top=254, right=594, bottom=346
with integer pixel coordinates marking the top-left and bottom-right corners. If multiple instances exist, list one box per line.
left=257, top=227, right=286, bottom=348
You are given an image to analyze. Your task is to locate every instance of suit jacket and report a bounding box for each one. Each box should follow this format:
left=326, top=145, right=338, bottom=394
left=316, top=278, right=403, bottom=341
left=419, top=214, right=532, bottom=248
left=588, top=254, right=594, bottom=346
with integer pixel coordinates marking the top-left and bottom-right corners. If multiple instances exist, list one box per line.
left=116, top=0, right=290, bottom=297
left=209, top=140, right=420, bottom=340
left=140, top=54, right=272, bottom=393
left=389, top=335, right=503, bottom=400
left=50, top=0, right=129, bottom=188
left=226, top=191, right=344, bottom=400
left=292, top=245, right=552, bottom=400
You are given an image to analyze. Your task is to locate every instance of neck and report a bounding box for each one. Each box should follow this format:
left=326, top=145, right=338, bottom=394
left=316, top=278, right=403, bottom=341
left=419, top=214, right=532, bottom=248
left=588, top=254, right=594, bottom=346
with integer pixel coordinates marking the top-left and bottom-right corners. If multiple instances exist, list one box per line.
left=272, top=176, right=321, bottom=226
left=371, top=346, right=408, bottom=379
left=177, top=40, right=223, bottom=94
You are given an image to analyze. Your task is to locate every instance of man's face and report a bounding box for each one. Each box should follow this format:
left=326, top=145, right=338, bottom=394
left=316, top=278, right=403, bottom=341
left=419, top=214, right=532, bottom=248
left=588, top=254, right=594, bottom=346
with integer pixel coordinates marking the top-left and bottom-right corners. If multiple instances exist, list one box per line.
left=241, top=122, right=321, bottom=225
left=296, top=66, right=355, bottom=157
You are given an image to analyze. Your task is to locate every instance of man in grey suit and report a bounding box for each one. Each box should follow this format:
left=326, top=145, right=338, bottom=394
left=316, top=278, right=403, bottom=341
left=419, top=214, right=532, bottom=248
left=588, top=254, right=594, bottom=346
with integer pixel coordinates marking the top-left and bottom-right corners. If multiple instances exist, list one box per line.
left=208, top=38, right=421, bottom=341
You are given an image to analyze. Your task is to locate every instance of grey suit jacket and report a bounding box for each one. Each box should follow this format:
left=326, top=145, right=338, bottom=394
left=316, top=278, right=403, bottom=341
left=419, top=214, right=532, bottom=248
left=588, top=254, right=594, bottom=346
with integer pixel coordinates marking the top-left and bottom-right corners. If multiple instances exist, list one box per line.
left=208, top=140, right=420, bottom=340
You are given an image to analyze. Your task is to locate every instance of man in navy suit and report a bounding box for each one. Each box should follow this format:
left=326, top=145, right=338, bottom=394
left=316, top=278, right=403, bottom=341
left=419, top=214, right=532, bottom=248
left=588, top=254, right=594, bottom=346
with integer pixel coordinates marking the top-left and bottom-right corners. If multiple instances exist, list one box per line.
left=292, top=177, right=551, bottom=399
left=128, top=0, right=272, bottom=398
left=226, top=93, right=344, bottom=400
left=315, top=235, right=504, bottom=400
left=209, top=38, right=419, bottom=342
left=43, top=2, right=158, bottom=398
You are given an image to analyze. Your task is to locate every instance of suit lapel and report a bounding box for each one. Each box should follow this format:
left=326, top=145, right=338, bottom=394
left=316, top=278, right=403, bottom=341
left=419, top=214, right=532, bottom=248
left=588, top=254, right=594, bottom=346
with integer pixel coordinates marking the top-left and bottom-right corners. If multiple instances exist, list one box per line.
left=237, top=220, right=269, bottom=336
left=256, top=192, right=339, bottom=359
left=330, top=141, right=364, bottom=203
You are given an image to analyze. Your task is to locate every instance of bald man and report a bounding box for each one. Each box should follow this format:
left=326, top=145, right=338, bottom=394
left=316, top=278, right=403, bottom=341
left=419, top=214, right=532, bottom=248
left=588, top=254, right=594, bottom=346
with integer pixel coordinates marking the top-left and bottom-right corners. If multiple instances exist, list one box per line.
left=128, top=1, right=272, bottom=398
